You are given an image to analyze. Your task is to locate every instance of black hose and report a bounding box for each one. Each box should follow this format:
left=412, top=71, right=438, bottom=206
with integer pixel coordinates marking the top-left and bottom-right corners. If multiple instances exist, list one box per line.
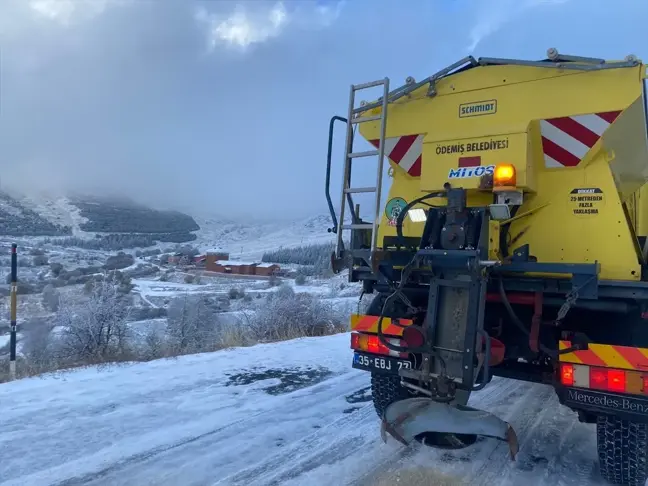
left=498, top=205, right=519, bottom=258
left=497, top=278, right=584, bottom=358
left=395, top=191, right=447, bottom=248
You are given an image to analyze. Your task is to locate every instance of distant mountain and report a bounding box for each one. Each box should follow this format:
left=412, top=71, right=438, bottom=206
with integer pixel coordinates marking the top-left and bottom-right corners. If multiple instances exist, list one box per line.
left=0, top=191, right=199, bottom=243
left=0, top=191, right=72, bottom=237
left=0, top=189, right=338, bottom=257
left=67, top=194, right=200, bottom=235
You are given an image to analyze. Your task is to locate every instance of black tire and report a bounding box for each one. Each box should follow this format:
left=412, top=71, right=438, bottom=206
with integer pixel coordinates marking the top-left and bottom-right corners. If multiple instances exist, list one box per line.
left=597, top=415, right=648, bottom=486
left=371, top=373, right=412, bottom=419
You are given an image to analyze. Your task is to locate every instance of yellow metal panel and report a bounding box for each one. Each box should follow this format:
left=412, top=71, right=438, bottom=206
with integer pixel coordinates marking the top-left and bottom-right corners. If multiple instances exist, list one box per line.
left=637, top=186, right=648, bottom=238
left=356, top=61, right=646, bottom=281
left=509, top=148, right=641, bottom=280
left=420, top=132, right=529, bottom=192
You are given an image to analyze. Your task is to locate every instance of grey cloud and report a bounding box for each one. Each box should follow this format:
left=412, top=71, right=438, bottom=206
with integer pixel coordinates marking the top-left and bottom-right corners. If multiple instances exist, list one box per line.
left=0, top=0, right=646, bottom=222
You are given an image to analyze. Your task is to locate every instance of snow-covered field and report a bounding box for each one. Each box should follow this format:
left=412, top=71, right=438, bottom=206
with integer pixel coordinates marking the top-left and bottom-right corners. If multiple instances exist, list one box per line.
left=0, top=332, right=607, bottom=486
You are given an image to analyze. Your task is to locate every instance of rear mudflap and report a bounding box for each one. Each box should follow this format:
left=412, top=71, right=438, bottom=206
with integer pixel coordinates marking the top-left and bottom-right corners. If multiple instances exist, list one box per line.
left=380, top=397, right=519, bottom=460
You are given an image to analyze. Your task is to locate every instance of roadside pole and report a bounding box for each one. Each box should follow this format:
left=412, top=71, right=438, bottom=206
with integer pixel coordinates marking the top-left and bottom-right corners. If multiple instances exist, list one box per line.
left=9, top=244, right=17, bottom=380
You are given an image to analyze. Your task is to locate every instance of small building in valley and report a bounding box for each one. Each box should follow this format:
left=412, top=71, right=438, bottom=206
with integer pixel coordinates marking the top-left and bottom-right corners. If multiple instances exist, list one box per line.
left=204, top=257, right=281, bottom=276
left=205, top=250, right=230, bottom=271
left=208, top=260, right=257, bottom=275
left=255, top=263, right=280, bottom=277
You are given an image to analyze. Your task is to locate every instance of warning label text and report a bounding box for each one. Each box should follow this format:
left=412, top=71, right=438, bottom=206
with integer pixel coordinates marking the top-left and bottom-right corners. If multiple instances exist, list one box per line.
left=569, top=188, right=604, bottom=217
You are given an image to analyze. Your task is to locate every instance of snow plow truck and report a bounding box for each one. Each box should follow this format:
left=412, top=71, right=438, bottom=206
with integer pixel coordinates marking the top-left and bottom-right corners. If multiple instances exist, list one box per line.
left=325, top=48, right=648, bottom=486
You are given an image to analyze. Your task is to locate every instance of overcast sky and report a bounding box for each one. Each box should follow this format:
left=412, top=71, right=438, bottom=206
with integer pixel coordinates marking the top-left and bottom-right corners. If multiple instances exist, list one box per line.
left=0, top=0, right=646, bottom=221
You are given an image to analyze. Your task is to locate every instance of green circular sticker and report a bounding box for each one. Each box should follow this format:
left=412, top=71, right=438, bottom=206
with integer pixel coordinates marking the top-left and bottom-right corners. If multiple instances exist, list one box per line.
left=385, top=197, right=407, bottom=221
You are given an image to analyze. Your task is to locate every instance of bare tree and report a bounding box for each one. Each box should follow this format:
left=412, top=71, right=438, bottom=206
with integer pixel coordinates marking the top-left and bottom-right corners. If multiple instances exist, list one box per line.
left=22, top=319, right=58, bottom=374
left=56, top=275, right=132, bottom=364
left=166, top=294, right=219, bottom=354
left=42, top=284, right=60, bottom=312
left=143, top=328, right=170, bottom=360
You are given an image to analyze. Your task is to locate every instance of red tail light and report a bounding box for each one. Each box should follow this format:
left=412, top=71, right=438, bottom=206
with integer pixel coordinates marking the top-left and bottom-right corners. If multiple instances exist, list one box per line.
left=560, top=363, right=574, bottom=386
left=350, top=332, right=407, bottom=358
left=590, top=368, right=608, bottom=390
left=366, top=335, right=390, bottom=355
left=559, top=361, right=645, bottom=395
left=607, top=369, right=626, bottom=393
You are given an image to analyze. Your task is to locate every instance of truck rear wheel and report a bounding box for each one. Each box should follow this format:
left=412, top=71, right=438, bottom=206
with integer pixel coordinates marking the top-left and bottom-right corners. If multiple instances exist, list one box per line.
left=371, top=373, right=412, bottom=418
left=370, top=373, right=476, bottom=448
left=597, top=415, right=648, bottom=486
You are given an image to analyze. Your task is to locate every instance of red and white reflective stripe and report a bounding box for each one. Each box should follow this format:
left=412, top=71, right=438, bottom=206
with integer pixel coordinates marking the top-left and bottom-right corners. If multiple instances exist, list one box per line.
left=368, top=134, right=423, bottom=177
left=540, top=111, right=621, bottom=168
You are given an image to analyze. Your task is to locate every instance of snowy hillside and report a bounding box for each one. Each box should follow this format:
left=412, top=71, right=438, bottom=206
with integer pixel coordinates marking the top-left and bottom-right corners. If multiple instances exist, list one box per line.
left=194, top=214, right=336, bottom=260
left=0, top=189, right=337, bottom=259
left=0, top=333, right=609, bottom=486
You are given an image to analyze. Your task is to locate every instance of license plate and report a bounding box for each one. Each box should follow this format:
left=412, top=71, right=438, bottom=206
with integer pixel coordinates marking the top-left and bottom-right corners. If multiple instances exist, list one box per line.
left=353, top=352, right=412, bottom=373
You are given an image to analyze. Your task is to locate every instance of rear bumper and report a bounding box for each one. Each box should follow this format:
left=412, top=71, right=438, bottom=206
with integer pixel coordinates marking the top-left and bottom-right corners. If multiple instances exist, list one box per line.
left=557, top=386, right=648, bottom=423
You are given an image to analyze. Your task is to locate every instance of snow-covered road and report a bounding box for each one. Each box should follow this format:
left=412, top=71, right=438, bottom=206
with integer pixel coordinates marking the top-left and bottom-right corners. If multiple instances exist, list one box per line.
left=0, top=333, right=611, bottom=486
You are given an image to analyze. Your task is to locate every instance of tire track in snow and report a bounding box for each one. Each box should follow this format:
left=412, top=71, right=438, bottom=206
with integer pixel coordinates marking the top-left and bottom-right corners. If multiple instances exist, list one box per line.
left=221, top=405, right=379, bottom=486
left=468, top=382, right=609, bottom=486
left=469, top=382, right=555, bottom=485
left=62, top=372, right=371, bottom=486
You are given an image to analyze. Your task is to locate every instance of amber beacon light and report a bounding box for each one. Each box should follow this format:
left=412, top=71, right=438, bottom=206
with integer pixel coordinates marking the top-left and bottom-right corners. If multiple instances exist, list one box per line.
left=493, top=163, right=516, bottom=189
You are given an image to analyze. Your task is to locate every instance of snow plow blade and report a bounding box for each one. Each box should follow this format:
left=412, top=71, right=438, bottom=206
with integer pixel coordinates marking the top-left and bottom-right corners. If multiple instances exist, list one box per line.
left=380, top=397, right=519, bottom=460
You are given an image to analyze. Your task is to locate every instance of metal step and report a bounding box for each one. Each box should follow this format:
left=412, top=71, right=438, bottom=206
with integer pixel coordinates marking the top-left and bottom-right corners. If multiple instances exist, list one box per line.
left=351, top=114, right=382, bottom=124
left=345, top=186, right=376, bottom=194
left=342, top=223, right=374, bottom=230
left=353, top=79, right=387, bottom=90
left=349, top=149, right=379, bottom=158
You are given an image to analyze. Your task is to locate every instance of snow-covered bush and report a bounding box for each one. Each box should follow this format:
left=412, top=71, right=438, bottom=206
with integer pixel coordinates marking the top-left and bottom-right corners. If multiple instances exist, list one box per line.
left=21, top=319, right=58, bottom=375
left=104, top=252, right=135, bottom=270
left=55, top=276, right=133, bottom=364
left=33, top=255, right=49, bottom=266
left=166, top=294, right=221, bottom=353
left=229, top=287, right=245, bottom=300
left=50, top=262, right=63, bottom=277
left=42, top=284, right=60, bottom=312
left=250, top=289, right=345, bottom=342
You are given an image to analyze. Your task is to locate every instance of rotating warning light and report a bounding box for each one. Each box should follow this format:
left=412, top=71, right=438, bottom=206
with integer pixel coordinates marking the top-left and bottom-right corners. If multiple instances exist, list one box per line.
left=493, top=163, right=516, bottom=188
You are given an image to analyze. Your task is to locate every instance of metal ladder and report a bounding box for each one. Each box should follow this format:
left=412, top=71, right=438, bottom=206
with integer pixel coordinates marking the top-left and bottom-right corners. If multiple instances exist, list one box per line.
left=335, top=78, right=390, bottom=262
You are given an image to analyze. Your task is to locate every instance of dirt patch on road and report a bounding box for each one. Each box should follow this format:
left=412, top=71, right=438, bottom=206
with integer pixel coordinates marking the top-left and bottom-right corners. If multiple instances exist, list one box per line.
left=367, top=467, right=465, bottom=486
left=224, top=366, right=332, bottom=395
